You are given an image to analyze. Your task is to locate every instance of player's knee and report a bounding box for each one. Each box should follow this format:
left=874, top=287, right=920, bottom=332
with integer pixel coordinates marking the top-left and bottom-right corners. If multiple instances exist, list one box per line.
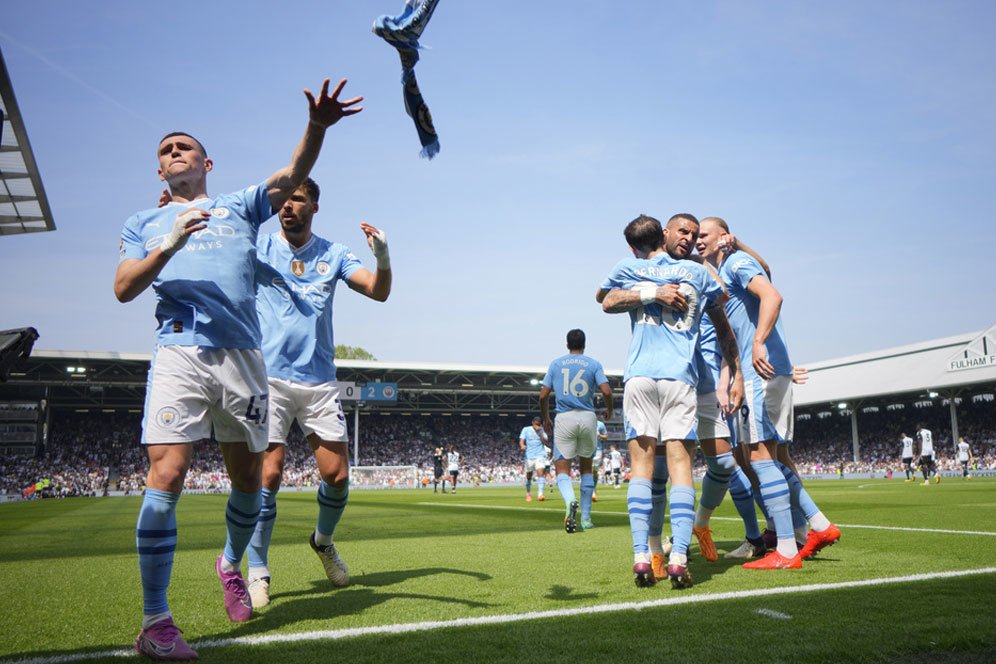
left=262, top=465, right=284, bottom=490
left=323, top=467, right=349, bottom=488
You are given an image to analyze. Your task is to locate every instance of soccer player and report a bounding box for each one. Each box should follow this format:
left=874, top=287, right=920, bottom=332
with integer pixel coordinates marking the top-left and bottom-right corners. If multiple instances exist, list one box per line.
left=116, top=79, right=362, bottom=658
left=599, top=213, right=742, bottom=589
left=447, top=446, right=461, bottom=493
left=916, top=423, right=938, bottom=484
left=957, top=437, right=974, bottom=479
left=696, top=217, right=839, bottom=569
left=609, top=444, right=623, bottom=488
left=244, top=176, right=391, bottom=608
left=519, top=417, right=550, bottom=501
left=432, top=446, right=445, bottom=492
left=900, top=433, right=916, bottom=482
left=592, top=413, right=609, bottom=501
left=539, top=328, right=614, bottom=533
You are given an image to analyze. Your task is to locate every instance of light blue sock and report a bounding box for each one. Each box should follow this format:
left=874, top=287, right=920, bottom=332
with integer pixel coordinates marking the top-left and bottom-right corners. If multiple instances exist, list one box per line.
left=648, top=456, right=669, bottom=539
left=223, top=489, right=261, bottom=565
left=137, top=489, right=179, bottom=615
left=728, top=466, right=762, bottom=540
left=669, top=484, right=696, bottom=556
left=754, top=489, right=771, bottom=522
left=556, top=473, right=575, bottom=508
left=525, top=476, right=532, bottom=494
left=247, top=487, right=277, bottom=572
left=752, top=460, right=794, bottom=552
left=316, top=481, right=349, bottom=540
left=700, top=453, right=734, bottom=510
left=777, top=462, right=820, bottom=520
left=580, top=473, right=594, bottom=521
left=537, top=476, right=546, bottom=495
left=627, top=478, right=653, bottom=556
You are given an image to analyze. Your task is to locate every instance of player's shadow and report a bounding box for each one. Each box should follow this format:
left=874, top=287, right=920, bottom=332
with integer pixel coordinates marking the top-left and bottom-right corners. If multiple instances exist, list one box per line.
left=272, top=566, right=492, bottom=601
left=211, top=586, right=493, bottom=640
left=545, top=584, right=598, bottom=601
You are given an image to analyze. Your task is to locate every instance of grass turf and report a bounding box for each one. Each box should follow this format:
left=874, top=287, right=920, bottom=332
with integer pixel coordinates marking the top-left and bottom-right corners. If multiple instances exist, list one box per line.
left=1, top=476, right=994, bottom=663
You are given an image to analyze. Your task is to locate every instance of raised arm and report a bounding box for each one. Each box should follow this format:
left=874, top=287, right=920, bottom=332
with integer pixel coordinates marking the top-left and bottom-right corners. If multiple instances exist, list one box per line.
left=345, top=223, right=392, bottom=302
left=745, top=275, right=783, bottom=379
left=266, top=78, right=363, bottom=213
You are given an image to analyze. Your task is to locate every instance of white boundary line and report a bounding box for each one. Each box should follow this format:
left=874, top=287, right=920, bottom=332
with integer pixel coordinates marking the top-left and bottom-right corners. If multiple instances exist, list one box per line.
left=416, top=502, right=996, bottom=537
left=8, top=567, right=996, bottom=664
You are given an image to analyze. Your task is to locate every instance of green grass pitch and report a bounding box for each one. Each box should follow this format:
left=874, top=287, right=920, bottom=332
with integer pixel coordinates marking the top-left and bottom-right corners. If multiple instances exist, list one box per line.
left=1, top=477, right=995, bottom=663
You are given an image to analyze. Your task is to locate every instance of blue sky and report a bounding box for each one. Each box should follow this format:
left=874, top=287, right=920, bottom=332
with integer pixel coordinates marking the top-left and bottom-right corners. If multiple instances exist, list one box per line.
left=1, top=1, right=994, bottom=369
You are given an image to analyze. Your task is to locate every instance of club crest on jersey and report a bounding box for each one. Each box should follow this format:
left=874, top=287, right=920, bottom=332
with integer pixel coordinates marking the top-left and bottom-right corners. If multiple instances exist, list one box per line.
left=316, top=261, right=331, bottom=276
left=157, top=406, right=180, bottom=428
left=210, top=207, right=230, bottom=219
left=291, top=260, right=306, bottom=277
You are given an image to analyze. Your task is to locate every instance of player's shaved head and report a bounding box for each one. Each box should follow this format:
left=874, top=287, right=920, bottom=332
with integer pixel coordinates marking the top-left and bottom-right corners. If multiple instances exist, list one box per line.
left=624, top=214, right=664, bottom=253
left=566, top=328, right=586, bottom=351
left=159, top=132, right=207, bottom=157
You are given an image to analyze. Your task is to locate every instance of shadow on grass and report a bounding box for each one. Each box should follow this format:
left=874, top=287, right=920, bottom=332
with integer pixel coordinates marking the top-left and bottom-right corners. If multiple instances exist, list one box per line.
left=545, top=584, right=599, bottom=601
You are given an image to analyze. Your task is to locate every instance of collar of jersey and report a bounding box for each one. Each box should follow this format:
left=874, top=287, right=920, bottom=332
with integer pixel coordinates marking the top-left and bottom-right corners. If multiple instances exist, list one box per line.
left=276, top=233, right=316, bottom=254
left=165, top=198, right=212, bottom=208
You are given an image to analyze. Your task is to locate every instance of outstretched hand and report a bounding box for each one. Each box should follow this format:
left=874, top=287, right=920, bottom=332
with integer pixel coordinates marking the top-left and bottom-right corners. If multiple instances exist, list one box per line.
left=305, top=78, right=364, bottom=128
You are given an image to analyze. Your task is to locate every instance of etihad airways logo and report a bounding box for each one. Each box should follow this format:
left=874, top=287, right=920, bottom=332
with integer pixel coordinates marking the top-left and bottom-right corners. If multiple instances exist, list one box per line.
left=271, top=277, right=332, bottom=298
left=145, top=225, right=237, bottom=252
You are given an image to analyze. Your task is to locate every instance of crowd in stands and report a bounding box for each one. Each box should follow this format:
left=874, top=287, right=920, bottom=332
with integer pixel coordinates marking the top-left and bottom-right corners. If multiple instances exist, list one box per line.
left=2, top=403, right=994, bottom=499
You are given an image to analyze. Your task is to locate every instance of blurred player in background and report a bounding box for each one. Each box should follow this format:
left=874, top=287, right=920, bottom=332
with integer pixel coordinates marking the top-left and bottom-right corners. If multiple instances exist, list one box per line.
left=539, top=328, right=614, bottom=532
left=447, top=446, right=461, bottom=493
left=957, top=437, right=974, bottom=479
left=900, top=433, right=916, bottom=482
left=519, top=416, right=550, bottom=501
left=433, top=446, right=445, bottom=492
left=592, top=413, right=609, bottom=501
left=916, top=423, right=938, bottom=484
left=117, top=78, right=361, bottom=659
left=609, top=445, right=623, bottom=488
left=246, top=175, right=391, bottom=608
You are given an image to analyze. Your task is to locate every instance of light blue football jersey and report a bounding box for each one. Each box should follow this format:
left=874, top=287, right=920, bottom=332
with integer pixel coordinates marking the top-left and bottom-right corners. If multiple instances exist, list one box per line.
left=596, top=420, right=607, bottom=455
left=695, top=315, right=722, bottom=395
left=520, top=426, right=547, bottom=459
left=119, top=183, right=272, bottom=349
left=600, top=253, right=722, bottom=386
left=718, top=251, right=792, bottom=377
left=255, top=233, right=363, bottom=383
left=542, top=353, right=608, bottom=413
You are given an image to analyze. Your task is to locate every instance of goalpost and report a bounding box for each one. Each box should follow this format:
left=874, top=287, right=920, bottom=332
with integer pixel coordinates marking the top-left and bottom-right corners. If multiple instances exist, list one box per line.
left=350, top=465, right=419, bottom=489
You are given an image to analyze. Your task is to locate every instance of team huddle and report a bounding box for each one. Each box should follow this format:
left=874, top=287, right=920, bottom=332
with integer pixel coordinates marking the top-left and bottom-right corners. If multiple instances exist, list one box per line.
left=529, top=213, right=841, bottom=590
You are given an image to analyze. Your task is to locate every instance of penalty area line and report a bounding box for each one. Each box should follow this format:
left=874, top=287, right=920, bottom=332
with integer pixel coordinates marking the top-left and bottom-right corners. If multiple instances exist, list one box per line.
left=417, top=502, right=996, bottom=536
left=11, top=567, right=996, bottom=664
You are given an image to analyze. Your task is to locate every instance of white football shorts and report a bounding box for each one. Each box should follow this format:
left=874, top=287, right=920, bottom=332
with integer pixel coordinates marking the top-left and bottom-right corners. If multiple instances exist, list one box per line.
left=696, top=391, right=731, bottom=440
left=526, top=457, right=546, bottom=473
left=740, top=374, right=793, bottom=445
left=552, top=409, right=598, bottom=460
left=623, top=376, right=697, bottom=443
left=142, top=345, right=269, bottom=452
left=267, top=378, right=349, bottom=444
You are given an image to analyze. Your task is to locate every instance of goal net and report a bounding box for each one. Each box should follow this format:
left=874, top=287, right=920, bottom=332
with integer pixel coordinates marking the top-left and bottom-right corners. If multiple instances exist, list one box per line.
left=350, top=465, right=419, bottom=489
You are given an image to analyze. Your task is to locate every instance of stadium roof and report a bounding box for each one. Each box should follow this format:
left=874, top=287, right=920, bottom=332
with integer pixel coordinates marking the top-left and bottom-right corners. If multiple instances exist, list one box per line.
left=794, top=324, right=996, bottom=408
left=0, top=47, right=55, bottom=236
left=4, top=326, right=995, bottom=413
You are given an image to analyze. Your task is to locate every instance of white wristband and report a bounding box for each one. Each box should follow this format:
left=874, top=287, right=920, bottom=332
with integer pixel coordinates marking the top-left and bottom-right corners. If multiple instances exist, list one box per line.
left=639, top=286, right=656, bottom=306
left=370, top=229, right=391, bottom=270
